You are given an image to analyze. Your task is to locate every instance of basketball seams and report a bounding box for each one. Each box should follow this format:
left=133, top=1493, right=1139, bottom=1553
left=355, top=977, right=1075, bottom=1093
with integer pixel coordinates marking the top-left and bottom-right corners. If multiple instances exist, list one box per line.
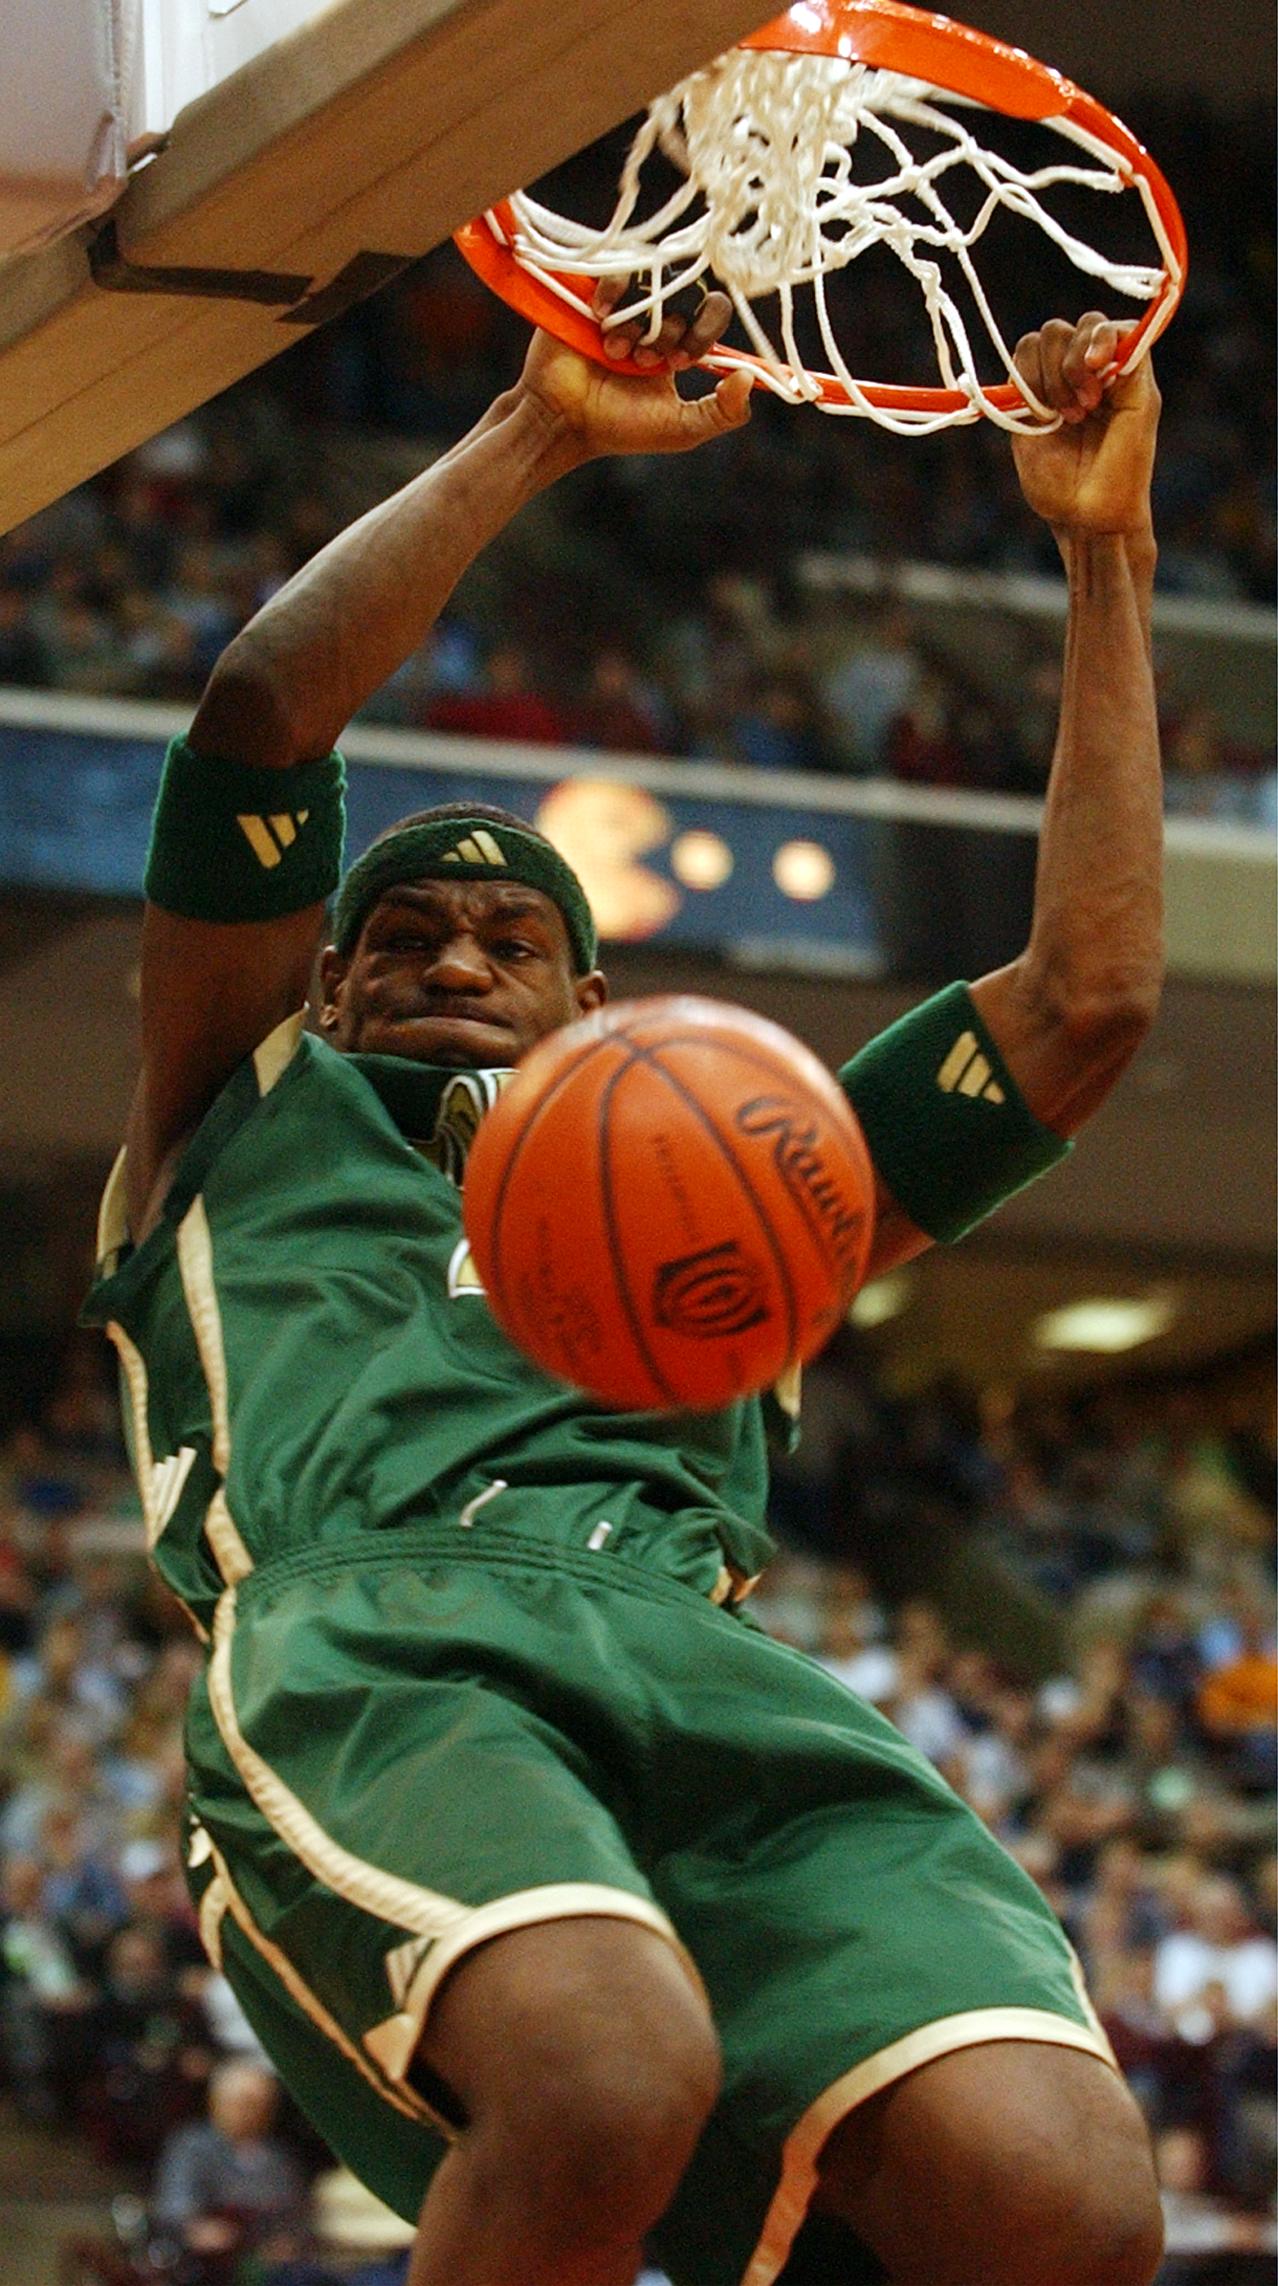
left=622, top=1028, right=872, bottom=1290
left=467, top=1029, right=620, bottom=1326
left=644, top=1033, right=873, bottom=1289
left=615, top=1044, right=802, bottom=1369
left=617, top=1026, right=862, bottom=1149
left=597, top=1052, right=679, bottom=1410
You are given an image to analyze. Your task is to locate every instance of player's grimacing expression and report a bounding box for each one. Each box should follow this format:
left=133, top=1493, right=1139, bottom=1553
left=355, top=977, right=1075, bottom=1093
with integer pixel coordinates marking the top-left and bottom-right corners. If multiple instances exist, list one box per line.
left=318, top=876, right=606, bottom=1067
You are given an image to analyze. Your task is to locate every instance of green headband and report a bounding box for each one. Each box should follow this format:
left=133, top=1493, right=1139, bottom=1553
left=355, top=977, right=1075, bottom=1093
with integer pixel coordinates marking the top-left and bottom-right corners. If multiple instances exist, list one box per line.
left=333, top=816, right=598, bottom=972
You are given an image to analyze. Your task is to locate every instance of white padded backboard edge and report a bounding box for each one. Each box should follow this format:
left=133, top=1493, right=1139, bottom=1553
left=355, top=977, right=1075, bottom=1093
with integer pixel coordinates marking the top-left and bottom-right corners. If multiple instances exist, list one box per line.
left=0, top=0, right=770, bottom=536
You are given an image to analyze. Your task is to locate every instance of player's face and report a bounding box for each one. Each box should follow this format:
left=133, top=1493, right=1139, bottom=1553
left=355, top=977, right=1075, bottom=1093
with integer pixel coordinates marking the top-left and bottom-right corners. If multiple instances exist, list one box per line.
left=318, top=878, right=606, bottom=1066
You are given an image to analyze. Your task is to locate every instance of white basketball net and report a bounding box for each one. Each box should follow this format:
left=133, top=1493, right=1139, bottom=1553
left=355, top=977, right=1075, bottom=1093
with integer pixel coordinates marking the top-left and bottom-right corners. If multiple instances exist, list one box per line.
left=487, top=48, right=1180, bottom=433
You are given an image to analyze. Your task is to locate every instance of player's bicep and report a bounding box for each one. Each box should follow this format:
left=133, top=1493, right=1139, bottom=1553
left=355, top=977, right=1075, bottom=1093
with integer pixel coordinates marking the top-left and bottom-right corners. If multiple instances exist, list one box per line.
left=126, top=900, right=325, bottom=1234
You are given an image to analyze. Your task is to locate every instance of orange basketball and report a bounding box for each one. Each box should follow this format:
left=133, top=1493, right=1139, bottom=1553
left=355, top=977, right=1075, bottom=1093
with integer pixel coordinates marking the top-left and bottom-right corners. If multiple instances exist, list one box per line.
left=463, top=994, right=876, bottom=1411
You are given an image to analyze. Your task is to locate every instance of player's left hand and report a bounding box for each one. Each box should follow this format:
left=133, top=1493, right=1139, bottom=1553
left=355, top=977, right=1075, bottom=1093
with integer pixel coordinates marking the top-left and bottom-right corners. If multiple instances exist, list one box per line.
left=518, top=282, right=752, bottom=458
left=1010, top=313, right=1160, bottom=540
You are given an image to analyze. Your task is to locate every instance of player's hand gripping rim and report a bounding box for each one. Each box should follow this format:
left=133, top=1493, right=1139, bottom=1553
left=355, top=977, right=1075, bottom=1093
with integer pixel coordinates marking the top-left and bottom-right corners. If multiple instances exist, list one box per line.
left=519, top=280, right=752, bottom=459
left=1011, top=311, right=1160, bottom=541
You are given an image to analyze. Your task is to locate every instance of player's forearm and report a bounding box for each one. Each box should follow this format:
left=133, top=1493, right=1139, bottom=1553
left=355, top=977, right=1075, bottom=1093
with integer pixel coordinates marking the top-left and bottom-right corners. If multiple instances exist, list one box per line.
left=1032, top=529, right=1162, bottom=1023
left=973, top=529, right=1163, bottom=1132
left=190, top=385, right=586, bottom=769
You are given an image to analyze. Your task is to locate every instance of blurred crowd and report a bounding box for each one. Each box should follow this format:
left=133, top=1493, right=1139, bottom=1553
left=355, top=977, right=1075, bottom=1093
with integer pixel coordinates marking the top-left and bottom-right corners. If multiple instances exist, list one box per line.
left=0, top=80, right=1272, bottom=2283
left=0, top=98, right=1271, bottom=824
left=0, top=1327, right=1272, bottom=2281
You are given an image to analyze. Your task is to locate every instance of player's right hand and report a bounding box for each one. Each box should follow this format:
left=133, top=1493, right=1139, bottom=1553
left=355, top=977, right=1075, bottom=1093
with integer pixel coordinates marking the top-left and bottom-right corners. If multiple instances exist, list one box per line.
left=518, top=282, right=752, bottom=459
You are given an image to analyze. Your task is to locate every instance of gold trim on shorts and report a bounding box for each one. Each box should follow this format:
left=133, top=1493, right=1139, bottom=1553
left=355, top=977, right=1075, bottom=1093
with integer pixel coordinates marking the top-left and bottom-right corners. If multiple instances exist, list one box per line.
left=740, top=2008, right=1120, bottom=2286
left=365, top=1883, right=704, bottom=2085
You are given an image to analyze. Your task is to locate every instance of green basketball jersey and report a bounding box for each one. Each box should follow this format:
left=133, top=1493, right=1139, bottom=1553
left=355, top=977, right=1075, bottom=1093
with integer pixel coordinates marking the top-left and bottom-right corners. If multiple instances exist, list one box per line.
left=83, top=1016, right=780, bottom=1633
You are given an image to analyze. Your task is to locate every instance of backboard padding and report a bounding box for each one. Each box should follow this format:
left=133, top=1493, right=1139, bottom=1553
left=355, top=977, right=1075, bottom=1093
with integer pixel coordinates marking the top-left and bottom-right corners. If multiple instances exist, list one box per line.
left=0, top=0, right=768, bottom=534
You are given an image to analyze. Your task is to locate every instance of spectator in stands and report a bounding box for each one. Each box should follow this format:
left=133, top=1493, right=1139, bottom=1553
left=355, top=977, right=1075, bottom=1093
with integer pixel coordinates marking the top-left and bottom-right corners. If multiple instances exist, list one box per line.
left=1075, top=1838, right=1167, bottom=1973
left=421, top=640, right=569, bottom=744
left=1154, top=2122, right=1278, bottom=2279
left=1195, top=1600, right=1278, bottom=1791
left=162, top=539, right=241, bottom=685
left=80, top=1919, right=214, bottom=2165
left=723, top=669, right=833, bottom=772
left=0, top=584, right=50, bottom=686
left=819, top=598, right=922, bottom=773
left=0, top=1493, right=36, bottom=1659
left=116, top=1834, right=204, bottom=1966
left=0, top=1710, right=119, bottom=1860
left=0, top=1851, right=95, bottom=2120
left=1129, top=1587, right=1204, bottom=1727
left=572, top=645, right=669, bottom=755
left=151, top=2057, right=311, bottom=2277
left=38, top=1797, right=127, bottom=1974
left=655, top=571, right=781, bottom=748
left=885, top=663, right=967, bottom=785
left=1154, top=1873, right=1278, bottom=2042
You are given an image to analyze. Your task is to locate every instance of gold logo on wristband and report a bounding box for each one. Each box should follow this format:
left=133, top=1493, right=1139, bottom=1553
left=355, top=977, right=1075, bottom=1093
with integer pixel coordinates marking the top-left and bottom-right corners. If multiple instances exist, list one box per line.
left=937, top=1031, right=1006, bottom=1105
left=236, top=810, right=312, bottom=869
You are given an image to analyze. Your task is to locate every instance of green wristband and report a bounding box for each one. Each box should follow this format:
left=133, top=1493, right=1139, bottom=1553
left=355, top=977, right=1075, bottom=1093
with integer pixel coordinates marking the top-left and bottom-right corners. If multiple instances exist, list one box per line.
left=840, top=981, right=1070, bottom=1243
left=143, top=736, right=346, bottom=922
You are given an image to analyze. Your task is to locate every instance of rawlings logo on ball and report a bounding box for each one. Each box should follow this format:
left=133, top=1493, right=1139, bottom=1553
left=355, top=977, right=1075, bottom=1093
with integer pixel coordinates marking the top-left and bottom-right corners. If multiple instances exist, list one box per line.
left=652, top=1242, right=771, bottom=1339
left=735, top=1097, right=865, bottom=1268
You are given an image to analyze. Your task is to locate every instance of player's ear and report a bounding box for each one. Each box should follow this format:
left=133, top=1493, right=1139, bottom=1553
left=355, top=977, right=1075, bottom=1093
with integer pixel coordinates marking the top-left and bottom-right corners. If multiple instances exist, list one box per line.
left=574, top=969, right=608, bottom=1018
left=317, top=944, right=348, bottom=1033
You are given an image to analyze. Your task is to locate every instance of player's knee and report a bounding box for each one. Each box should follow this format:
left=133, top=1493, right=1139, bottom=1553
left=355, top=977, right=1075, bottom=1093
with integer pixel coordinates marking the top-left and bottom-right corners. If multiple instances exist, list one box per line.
left=956, top=2075, right=1163, bottom=2286
left=820, top=2045, right=1162, bottom=2286
left=1043, top=2127, right=1164, bottom=2286
left=499, top=2006, right=720, bottom=2235
left=430, top=1922, right=720, bottom=2232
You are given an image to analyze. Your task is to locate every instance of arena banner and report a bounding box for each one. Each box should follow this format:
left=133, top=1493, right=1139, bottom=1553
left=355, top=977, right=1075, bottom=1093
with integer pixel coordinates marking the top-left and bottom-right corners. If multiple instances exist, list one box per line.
left=0, top=714, right=885, bottom=972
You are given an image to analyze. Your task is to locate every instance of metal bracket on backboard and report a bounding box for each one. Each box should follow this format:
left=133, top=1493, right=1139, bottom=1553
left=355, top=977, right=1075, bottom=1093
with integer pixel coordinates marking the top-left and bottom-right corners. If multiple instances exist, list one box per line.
left=87, top=222, right=411, bottom=325
left=88, top=219, right=310, bottom=304
left=278, top=251, right=414, bottom=324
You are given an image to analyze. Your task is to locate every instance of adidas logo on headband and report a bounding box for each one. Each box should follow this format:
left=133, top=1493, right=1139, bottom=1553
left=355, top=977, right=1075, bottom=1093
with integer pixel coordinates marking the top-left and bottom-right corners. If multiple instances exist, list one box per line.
left=440, top=830, right=508, bottom=867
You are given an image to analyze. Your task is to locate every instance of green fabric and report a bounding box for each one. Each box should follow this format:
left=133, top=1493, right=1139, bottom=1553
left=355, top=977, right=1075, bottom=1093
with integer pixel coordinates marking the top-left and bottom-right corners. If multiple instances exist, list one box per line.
left=333, top=815, right=598, bottom=972
left=81, top=1031, right=775, bottom=1633
left=183, top=1532, right=1097, bottom=2286
left=143, top=736, right=346, bottom=922
left=840, top=980, right=1071, bottom=1243
left=88, top=1011, right=1102, bottom=2282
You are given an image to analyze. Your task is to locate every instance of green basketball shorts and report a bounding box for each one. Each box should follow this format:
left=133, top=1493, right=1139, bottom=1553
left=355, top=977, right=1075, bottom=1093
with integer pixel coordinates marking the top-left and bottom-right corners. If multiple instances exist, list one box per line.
left=182, top=1521, right=1114, bottom=2286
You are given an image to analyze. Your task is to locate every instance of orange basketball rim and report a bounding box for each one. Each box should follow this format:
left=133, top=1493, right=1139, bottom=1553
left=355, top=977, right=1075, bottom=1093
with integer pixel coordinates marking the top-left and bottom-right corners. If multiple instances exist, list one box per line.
left=455, top=0, right=1188, bottom=432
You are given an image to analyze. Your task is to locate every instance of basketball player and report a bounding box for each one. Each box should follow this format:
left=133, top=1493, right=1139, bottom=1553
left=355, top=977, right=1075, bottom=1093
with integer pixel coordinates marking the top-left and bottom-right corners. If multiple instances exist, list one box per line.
left=86, top=294, right=1166, bottom=2286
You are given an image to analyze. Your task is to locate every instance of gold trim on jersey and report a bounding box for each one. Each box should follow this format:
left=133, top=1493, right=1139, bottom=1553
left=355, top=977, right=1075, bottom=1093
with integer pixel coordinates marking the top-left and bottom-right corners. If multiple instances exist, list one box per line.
left=739, top=2008, right=1119, bottom=2286
left=252, top=1008, right=307, bottom=1096
left=203, top=1486, right=253, bottom=1587
left=97, top=1147, right=130, bottom=1267
left=176, top=1198, right=232, bottom=1476
left=197, top=1861, right=230, bottom=1971
left=175, top=1195, right=255, bottom=1586
left=106, top=1319, right=210, bottom=1641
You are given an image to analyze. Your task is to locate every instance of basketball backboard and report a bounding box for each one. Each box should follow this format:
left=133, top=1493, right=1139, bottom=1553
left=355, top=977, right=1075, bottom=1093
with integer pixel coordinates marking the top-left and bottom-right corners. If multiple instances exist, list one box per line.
left=0, top=0, right=769, bottom=536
